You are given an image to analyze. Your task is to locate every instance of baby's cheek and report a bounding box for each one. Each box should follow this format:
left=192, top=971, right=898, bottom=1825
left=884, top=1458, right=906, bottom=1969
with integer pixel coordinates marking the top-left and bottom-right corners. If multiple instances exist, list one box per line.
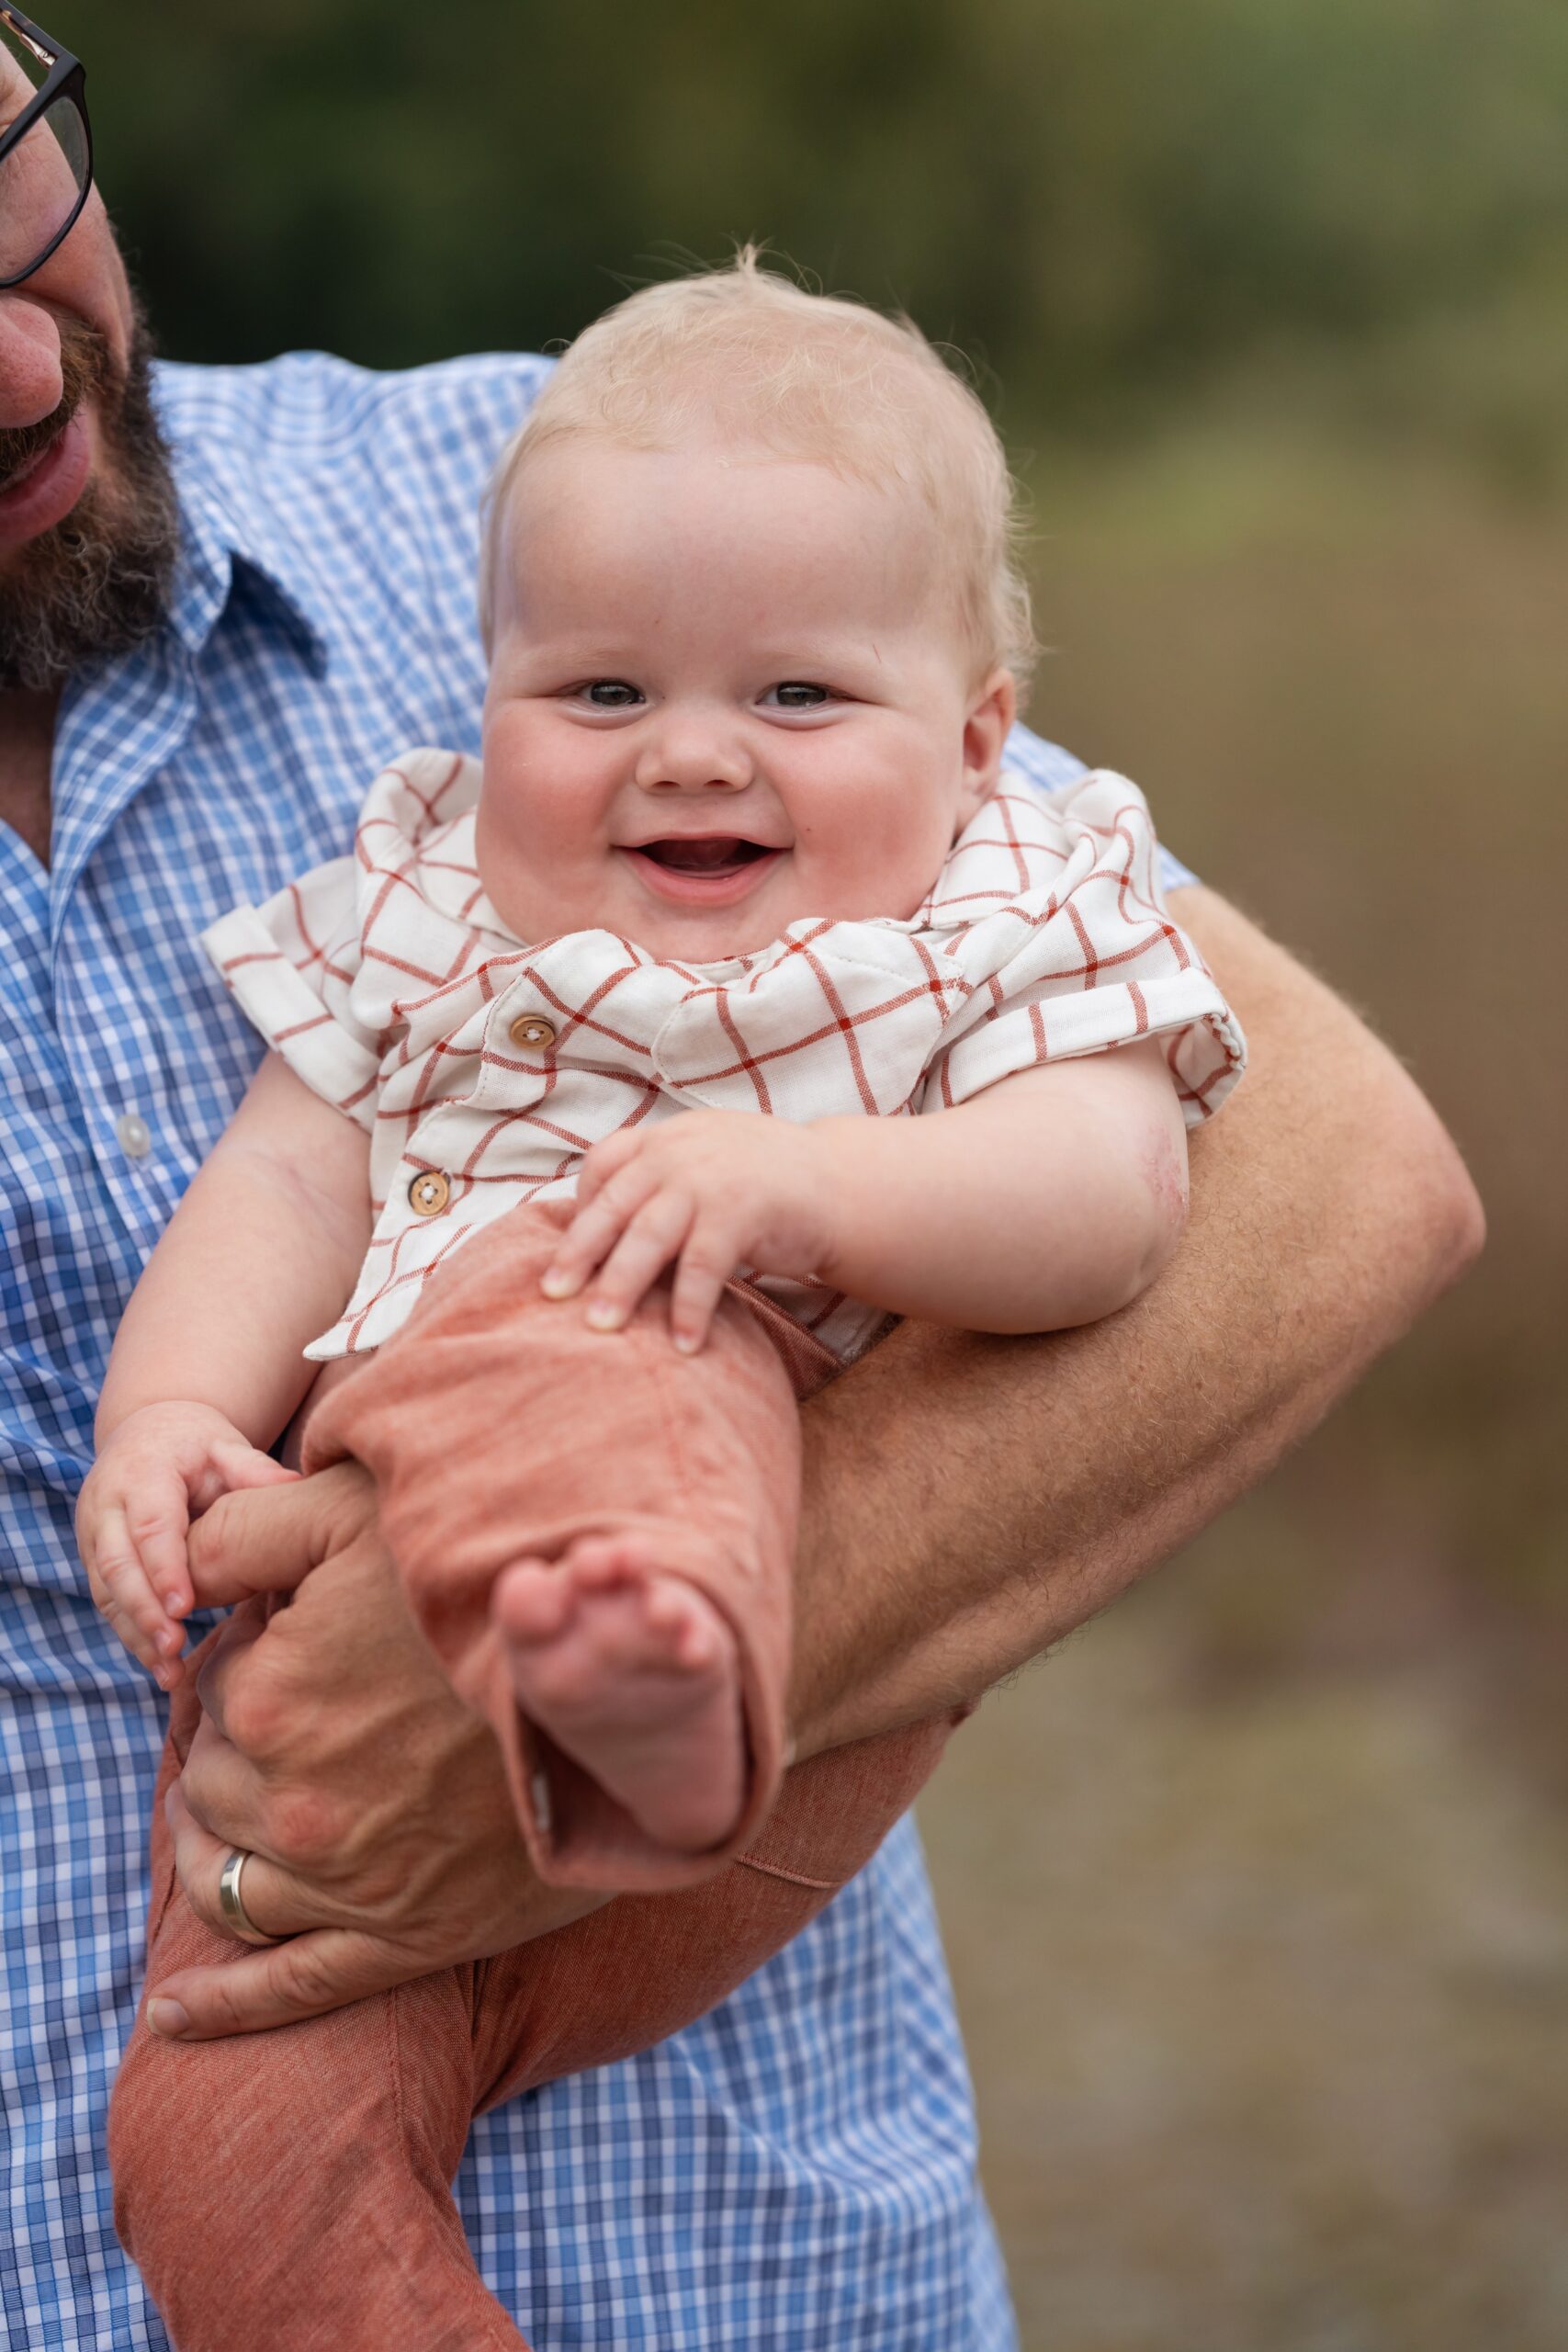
left=801, top=781, right=948, bottom=918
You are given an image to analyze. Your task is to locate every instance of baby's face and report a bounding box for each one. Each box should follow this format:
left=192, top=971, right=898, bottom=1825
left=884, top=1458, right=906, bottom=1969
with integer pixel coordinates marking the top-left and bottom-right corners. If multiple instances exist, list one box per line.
left=478, top=439, right=1013, bottom=960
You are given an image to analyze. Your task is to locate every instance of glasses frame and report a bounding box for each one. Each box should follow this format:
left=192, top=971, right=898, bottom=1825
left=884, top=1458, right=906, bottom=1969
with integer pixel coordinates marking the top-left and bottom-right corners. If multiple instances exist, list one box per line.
left=0, top=6, right=92, bottom=289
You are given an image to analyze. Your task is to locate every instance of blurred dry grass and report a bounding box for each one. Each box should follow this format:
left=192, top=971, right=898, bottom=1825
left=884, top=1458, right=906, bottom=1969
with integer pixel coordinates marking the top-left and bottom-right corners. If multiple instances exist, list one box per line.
left=920, top=425, right=1568, bottom=2350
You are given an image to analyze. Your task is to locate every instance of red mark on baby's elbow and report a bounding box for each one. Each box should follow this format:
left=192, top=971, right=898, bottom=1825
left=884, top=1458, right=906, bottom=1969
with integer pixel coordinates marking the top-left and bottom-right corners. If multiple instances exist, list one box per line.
left=1140, top=1121, right=1190, bottom=1245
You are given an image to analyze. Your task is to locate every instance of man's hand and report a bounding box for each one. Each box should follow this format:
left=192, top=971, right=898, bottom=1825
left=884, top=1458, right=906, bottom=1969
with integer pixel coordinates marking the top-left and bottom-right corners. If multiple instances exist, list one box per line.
left=146, top=1464, right=602, bottom=2041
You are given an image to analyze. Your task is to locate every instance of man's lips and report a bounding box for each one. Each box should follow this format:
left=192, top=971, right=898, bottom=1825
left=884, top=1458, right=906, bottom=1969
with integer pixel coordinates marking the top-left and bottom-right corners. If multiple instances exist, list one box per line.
left=0, top=413, right=92, bottom=552
left=619, top=836, right=786, bottom=907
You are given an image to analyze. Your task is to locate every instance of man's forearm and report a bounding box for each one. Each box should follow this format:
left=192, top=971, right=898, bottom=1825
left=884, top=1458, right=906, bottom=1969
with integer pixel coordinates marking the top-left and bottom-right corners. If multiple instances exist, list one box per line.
left=788, top=887, right=1484, bottom=1758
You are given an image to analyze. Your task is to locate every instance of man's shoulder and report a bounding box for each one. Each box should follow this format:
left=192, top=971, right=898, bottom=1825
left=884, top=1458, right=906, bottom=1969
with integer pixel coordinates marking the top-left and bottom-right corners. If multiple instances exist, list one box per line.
left=152, top=349, right=552, bottom=498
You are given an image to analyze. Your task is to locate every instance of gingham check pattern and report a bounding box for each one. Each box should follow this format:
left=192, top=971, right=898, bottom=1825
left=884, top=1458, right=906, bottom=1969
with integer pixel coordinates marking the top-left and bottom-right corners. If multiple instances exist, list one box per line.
left=204, top=749, right=1241, bottom=1362
left=1, top=346, right=1195, bottom=2350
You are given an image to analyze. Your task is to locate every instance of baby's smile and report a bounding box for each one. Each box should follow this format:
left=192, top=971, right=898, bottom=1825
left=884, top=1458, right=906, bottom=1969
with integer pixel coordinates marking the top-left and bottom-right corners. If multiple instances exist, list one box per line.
left=617, top=831, right=787, bottom=911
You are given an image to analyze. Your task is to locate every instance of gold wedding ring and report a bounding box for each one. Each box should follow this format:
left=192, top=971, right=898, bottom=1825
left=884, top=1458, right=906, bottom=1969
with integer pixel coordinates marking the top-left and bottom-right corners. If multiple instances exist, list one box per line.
left=217, top=1847, right=283, bottom=1947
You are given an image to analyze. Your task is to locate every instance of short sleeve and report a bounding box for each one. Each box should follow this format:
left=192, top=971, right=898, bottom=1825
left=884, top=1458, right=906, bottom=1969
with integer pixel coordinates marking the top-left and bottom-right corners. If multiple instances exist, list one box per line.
left=200, top=856, right=381, bottom=1129
left=924, top=772, right=1245, bottom=1125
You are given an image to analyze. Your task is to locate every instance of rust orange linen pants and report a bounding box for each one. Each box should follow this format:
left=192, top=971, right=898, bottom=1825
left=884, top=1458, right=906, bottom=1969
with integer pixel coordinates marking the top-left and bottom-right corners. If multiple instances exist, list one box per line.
left=110, top=1206, right=954, bottom=2351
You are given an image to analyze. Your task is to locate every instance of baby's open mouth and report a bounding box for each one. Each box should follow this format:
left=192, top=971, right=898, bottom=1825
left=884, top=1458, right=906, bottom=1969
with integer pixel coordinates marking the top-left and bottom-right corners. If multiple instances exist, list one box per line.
left=632, top=837, right=778, bottom=877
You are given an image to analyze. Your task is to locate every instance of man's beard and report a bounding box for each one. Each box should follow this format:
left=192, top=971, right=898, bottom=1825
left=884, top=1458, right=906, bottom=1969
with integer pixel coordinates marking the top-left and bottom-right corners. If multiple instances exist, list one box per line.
left=0, top=305, right=180, bottom=692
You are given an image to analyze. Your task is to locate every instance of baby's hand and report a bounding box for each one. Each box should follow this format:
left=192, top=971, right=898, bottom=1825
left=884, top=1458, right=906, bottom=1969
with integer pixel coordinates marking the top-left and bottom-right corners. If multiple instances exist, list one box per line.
left=541, top=1114, right=836, bottom=1352
left=76, top=1403, right=299, bottom=1688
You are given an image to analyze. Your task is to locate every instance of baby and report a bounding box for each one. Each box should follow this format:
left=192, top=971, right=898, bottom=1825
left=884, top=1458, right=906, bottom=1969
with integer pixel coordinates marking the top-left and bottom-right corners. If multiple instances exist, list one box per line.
left=82, top=257, right=1244, bottom=2346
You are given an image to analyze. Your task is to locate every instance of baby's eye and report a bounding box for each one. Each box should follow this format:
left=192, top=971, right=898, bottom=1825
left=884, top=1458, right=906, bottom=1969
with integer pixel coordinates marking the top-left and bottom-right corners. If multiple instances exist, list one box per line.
left=763, top=682, right=831, bottom=710
left=580, top=680, right=644, bottom=709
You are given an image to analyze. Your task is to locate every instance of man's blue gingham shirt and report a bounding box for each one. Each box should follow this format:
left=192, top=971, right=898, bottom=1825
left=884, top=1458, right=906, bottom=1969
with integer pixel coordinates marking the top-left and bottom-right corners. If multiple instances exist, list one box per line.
left=0, top=349, right=1192, bottom=2347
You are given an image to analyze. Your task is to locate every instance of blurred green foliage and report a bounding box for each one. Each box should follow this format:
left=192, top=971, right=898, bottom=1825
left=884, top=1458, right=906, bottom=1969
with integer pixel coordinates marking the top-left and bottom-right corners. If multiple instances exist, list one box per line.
left=50, top=0, right=1568, bottom=468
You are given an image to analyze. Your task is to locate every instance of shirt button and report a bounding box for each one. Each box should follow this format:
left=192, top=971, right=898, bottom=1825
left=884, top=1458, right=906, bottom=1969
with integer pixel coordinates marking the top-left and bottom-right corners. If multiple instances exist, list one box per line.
left=115, top=1114, right=152, bottom=1160
left=408, top=1170, right=451, bottom=1217
left=509, top=1014, right=558, bottom=1050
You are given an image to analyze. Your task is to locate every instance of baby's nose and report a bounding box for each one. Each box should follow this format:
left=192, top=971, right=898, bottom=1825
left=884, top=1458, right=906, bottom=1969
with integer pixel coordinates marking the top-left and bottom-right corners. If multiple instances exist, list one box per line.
left=634, top=727, right=753, bottom=794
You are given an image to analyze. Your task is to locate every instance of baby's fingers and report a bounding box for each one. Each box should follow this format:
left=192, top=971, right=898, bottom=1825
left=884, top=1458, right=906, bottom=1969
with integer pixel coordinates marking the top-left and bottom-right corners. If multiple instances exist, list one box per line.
left=669, top=1219, right=741, bottom=1354
left=90, top=1506, right=186, bottom=1684
left=542, top=1165, right=660, bottom=1301
left=209, top=1442, right=300, bottom=1497
left=574, top=1126, right=649, bottom=1211
left=121, top=1465, right=201, bottom=1619
left=581, top=1187, right=697, bottom=1332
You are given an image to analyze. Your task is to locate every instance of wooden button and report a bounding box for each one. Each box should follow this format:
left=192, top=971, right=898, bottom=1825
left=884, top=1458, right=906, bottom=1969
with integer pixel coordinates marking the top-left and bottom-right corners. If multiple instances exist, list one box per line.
left=509, top=1014, right=558, bottom=1050
left=407, top=1170, right=451, bottom=1217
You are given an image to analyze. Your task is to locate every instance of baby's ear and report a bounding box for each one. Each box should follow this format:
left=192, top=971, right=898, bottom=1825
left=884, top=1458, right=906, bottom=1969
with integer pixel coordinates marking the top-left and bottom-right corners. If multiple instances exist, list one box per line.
left=959, top=669, right=1017, bottom=816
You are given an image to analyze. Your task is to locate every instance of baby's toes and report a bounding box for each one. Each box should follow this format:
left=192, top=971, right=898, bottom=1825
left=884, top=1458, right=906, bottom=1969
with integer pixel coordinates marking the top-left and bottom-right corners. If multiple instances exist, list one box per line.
left=640, top=1577, right=722, bottom=1669
left=493, top=1558, right=576, bottom=1647
left=569, top=1534, right=657, bottom=1593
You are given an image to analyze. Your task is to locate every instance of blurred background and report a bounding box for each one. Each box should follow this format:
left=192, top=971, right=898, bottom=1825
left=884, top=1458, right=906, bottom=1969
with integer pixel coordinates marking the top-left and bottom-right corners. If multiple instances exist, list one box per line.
left=56, top=1, right=1566, bottom=2343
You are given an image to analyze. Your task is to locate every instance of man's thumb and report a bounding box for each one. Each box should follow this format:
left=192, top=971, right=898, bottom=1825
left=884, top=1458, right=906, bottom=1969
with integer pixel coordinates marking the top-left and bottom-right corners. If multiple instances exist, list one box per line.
left=186, top=1463, right=370, bottom=1606
left=146, top=1926, right=402, bottom=2040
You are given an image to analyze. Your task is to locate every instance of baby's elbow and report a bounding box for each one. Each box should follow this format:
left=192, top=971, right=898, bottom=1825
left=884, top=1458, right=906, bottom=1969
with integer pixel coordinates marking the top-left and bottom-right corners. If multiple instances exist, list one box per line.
left=1136, top=1175, right=1190, bottom=1295
left=1128, top=1109, right=1191, bottom=1295
left=1099, top=1175, right=1189, bottom=1319
left=990, top=1182, right=1187, bottom=1335
left=1054, top=1121, right=1191, bottom=1328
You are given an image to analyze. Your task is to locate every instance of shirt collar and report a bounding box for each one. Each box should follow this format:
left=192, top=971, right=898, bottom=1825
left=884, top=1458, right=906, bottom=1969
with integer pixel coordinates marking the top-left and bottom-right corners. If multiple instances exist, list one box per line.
left=165, top=439, right=331, bottom=678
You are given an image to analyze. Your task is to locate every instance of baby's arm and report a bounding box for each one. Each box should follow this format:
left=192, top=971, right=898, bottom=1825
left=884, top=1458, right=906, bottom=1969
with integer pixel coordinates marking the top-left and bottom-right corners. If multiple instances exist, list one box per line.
left=542, top=1039, right=1188, bottom=1350
left=80, top=1054, right=373, bottom=1679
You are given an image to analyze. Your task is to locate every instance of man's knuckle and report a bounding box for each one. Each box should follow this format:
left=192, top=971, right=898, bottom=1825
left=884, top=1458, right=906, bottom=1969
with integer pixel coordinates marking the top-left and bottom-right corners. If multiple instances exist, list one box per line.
left=183, top=1878, right=222, bottom=1934
left=269, top=1788, right=343, bottom=1868
left=203, top=1974, right=253, bottom=2034
left=280, top=1941, right=344, bottom=2011
left=299, top=1474, right=371, bottom=1563
left=220, top=1678, right=288, bottom=1759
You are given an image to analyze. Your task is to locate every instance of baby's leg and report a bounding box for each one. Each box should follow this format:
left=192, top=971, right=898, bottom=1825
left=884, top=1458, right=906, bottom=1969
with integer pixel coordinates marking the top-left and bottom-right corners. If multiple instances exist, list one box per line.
left=305, top=1206, right=805, bottom=1891
left=109, top=1677, right=527, bottom=2352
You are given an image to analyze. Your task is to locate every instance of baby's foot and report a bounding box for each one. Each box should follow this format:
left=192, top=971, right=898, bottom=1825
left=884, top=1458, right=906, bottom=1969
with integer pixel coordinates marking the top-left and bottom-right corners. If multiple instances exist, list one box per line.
left=494, top=1535, right=747, bottom=1856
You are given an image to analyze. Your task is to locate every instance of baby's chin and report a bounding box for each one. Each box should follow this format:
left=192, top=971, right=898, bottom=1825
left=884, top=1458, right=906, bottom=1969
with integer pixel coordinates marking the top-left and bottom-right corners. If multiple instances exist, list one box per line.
left=621, top=907, right=796, bottom=965
left=486, top=864, right=931, bottom=961
left=624, top=882, right=931, bottom=964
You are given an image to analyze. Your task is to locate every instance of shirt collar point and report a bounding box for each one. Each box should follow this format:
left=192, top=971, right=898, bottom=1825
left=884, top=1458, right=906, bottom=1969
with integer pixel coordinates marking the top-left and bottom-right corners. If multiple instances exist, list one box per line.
left=171, top=469, right=330, bottom=675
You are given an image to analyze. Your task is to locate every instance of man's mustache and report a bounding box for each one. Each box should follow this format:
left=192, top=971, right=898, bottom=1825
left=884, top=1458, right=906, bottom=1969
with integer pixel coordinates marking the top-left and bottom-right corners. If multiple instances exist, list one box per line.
left=0, top=318, right=117, bottom=488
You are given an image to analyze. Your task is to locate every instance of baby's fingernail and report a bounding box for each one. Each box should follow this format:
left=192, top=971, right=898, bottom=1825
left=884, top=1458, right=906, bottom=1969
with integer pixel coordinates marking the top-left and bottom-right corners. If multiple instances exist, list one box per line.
left=539, top=1268, right=573, bottom=1298
left=674, top=1330, right=701, bottom=1355
left=585, top=1299, right=622, bottom=1330
left=147, top=1998, right=189, bottom=2039
left=161, top=1590, right=186, bottom=1616
left=157, top=1627, right=181, bottom=1655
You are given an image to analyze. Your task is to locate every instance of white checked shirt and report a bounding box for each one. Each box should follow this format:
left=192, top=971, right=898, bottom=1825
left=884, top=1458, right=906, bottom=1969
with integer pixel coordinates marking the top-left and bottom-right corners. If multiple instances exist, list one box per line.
left=0, top=346, right=1201, bottom=2350
left=204, top=747, right=1241, bottom=1362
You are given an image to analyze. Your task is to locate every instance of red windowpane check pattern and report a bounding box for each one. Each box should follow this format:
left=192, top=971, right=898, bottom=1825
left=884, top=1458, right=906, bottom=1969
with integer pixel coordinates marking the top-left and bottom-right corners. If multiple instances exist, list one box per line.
left=202, top=748, right=1245, bottom=1361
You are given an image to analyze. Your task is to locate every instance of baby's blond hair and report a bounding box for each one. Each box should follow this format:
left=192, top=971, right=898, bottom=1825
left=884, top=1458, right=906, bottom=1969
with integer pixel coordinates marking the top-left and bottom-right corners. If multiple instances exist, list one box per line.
left=479, top=251, right=1035, bottom=696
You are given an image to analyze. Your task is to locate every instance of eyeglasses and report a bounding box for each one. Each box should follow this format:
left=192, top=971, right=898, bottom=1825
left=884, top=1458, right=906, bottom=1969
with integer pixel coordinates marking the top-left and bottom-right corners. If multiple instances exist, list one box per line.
left=0, top=7, right=92, bottom=289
